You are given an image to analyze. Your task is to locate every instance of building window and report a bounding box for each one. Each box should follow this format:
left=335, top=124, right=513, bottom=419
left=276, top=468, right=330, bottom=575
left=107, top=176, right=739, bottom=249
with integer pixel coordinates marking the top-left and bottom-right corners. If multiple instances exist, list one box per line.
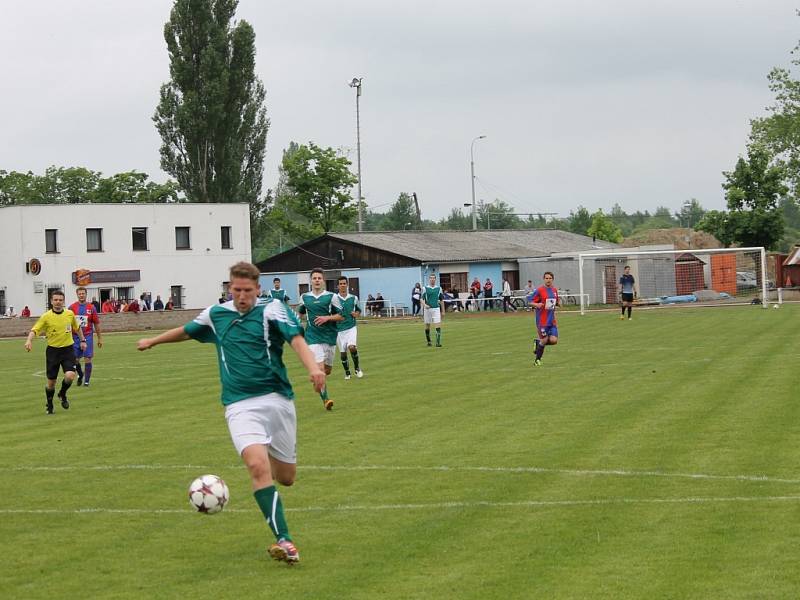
left=87, top=228, right=103, bottom=252
left=132, top=227, right=148, bottom=251
left=170, top=285, right=184, bottom=309
left=221, top=226, right=232, bottom=249
left=45, top=229, right=58, bottom=253
left=175, top=226, right=191, bottom=250
left=116, top=287, right=133, bottom=303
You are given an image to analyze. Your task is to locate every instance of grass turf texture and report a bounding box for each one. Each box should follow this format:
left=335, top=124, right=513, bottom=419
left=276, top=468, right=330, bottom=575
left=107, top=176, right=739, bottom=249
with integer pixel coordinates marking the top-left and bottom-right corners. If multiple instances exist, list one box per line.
left=2, top=304, right=799, bottom=599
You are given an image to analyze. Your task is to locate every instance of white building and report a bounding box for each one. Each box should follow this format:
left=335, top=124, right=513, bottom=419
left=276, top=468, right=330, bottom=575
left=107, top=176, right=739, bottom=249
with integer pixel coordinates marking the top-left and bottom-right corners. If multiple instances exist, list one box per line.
left=0, top=203, right=251, bottom=315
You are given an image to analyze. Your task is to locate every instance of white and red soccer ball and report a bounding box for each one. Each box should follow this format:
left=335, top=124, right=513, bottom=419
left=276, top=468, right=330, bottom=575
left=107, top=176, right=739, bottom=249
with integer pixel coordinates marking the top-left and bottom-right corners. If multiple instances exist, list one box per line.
left=188, top=474, right=230, bottom=514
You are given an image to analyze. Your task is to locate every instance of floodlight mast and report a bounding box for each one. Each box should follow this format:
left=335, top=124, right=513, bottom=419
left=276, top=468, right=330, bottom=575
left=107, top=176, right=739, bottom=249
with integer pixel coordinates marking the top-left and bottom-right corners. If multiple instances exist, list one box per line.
left=348, top=77, right=364, bottom=232
left=470, top=135, right=486, bottom=230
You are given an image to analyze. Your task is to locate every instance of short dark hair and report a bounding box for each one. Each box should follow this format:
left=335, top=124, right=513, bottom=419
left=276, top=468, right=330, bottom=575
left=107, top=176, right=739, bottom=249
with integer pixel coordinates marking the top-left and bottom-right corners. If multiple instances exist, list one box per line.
left=273, top=277, right=281, bottom=283
left=624, top=265, right=631, bottom=270
left=51, top=290, right=65, bottom=300
left=310, top=268, right=325, bottom=277
left=338, top=276, right=348, bottom=284
left=544, top=271, right=554, bottom=279
left=76, top=286, right=87, bottom=293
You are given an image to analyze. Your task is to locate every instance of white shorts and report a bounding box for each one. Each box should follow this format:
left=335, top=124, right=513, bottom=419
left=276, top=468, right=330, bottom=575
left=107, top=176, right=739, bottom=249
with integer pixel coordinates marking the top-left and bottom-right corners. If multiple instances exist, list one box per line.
left=423, top=307, right=441, bottom=324
left=336, top=328, right=358, bottom=352
left=224, top=393, right=297, bottom=463
left=309, top=343, right=335, bottom=366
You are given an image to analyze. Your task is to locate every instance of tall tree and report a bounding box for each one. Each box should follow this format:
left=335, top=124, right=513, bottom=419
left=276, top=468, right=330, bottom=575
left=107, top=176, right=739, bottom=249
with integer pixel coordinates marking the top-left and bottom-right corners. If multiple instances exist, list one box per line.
left=154, top=0, right=268, bottom=205
left=750, top=30, right=800, bottom=199
left=568, top=206, right=593, bottom=235
left=697, top=144, right=786, bottom=249
left=281, top=142, right=358, bottom=234
left=383, top=193, right=418, bottom=230
left=587, top=210, right=623, bottom=243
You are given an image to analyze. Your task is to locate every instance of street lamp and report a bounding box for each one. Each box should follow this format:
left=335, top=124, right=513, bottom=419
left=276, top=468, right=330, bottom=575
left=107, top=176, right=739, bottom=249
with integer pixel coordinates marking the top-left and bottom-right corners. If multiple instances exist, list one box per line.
left=470, top=135, right=486, bottom=230
left=349, top=77, right=364, bottom=232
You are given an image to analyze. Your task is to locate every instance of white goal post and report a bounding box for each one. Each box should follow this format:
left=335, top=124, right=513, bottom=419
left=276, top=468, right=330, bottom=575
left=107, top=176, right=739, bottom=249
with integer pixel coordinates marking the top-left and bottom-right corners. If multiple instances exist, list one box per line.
left=577, top=247, right=768, bottom=314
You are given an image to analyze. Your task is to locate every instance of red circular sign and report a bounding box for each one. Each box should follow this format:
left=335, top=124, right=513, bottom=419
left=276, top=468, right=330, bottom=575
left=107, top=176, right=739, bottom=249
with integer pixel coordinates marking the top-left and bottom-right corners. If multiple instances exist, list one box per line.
left=29, top=258, right=42, bottom=276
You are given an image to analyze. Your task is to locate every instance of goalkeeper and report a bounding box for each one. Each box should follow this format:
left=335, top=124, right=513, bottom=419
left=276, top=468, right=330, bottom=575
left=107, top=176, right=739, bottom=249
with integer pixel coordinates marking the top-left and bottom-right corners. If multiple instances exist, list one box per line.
left=619, top=265, right=637, bottom=320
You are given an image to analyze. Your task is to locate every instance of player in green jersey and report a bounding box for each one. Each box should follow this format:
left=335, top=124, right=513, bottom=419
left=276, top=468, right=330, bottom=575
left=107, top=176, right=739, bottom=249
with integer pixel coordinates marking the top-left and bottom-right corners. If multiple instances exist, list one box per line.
left=297, top=268, right=343, bottom=410
left=269, top=277, right=289, bottom=302
left=421, top=273, right=444, bottom=347
left=137, top=262, right=324, bottom=565
left=332, top=276, right=363, bottom=379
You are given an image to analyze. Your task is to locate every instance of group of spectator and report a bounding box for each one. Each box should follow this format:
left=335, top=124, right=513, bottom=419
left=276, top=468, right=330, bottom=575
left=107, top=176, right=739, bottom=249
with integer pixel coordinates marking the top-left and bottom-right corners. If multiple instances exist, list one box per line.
left=101, top=293, right=171, bottom=314
left=364, top=293, right=385, bottom=317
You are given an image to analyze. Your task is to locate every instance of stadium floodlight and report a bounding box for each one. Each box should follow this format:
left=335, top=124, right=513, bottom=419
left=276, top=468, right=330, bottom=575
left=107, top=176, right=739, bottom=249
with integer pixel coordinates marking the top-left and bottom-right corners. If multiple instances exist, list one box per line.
left=349, top=77, right=364, bottom=232
left=470, top=135, right=486, bottom=230
left=574, top=247, right=769, bottom=315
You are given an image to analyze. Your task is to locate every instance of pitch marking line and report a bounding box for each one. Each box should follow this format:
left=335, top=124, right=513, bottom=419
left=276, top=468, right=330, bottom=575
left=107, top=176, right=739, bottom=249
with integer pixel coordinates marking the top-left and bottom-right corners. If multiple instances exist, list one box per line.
left=8, top=464, right=800, bottom=485
left=3, top=495, right=800, bottom=515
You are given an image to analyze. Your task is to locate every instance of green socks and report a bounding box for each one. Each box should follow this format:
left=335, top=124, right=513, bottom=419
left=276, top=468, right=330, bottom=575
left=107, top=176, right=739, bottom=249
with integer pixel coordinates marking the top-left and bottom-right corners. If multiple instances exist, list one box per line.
left=254, top=485, right=291, bottom=542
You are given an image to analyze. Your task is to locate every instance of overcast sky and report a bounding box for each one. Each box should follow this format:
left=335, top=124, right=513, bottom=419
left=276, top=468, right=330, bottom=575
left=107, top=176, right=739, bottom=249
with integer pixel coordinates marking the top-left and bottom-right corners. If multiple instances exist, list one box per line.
left=1, top=1, right=797, bottom=221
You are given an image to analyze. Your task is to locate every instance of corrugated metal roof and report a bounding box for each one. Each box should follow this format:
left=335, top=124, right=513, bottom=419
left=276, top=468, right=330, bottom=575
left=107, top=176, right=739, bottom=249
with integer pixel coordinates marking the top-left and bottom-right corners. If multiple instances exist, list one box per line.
left=328, top=230, right=617, bottom=262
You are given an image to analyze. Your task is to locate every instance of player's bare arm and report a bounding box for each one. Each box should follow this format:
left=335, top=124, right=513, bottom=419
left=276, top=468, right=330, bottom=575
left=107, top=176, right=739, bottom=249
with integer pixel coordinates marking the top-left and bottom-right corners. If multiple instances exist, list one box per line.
left=137, top=326, right=191, bottom=351
left=290, top=335, right=326, bottom=393
left=313, top=313, right=344, bottom=326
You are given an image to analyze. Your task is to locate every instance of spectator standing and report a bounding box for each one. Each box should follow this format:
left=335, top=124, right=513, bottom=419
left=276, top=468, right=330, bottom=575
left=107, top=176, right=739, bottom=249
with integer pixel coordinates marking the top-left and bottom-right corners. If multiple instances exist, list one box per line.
left=469, top=278, right=482, bottom=311
left=411, top=283, right=422, bottom=316
left=483, top=278, right=494, bottom=310
left=153, top=295, right=164, bottom=311
left=165, top=299, right=174, bottom=310
left=502, top=279, right=517, bottom=313
left=21, top=306, right=31, bottom=318
left=375, top=293, right=385, bottom=317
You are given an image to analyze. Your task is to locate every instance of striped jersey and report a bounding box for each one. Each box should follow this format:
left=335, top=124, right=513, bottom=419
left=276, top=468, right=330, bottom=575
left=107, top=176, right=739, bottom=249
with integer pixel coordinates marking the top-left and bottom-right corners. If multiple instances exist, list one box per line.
left=68, top=301, right=100, bottom=338
left=184, top=299, right=304, bottom=405
left=422, top=285, right=442, bottom=309
left=532, top=285, right=559, bottom=328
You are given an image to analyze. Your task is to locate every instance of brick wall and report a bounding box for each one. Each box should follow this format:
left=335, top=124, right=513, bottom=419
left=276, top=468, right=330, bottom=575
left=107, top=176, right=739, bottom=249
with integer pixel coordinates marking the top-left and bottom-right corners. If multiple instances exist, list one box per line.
left=0, top=309, right=202, bottom=339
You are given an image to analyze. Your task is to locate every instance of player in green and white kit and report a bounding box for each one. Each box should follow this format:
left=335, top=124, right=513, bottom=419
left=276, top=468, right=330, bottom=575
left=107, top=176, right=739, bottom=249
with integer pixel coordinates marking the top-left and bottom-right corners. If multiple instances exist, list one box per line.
left=269, top=277, right=289, bottom=302
left=332, top=276, right=363, bottom=380
left=422, top=273, right=444, bottom=347
left=297, top=268, right=342, bottom=410
left=137, top=262, right=324, bottom=565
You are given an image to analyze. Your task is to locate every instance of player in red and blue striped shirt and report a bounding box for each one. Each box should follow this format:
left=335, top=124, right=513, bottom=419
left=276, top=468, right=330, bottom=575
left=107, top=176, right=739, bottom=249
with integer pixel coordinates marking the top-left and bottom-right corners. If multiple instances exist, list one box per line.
left=530, top=272, right=560, bottom=366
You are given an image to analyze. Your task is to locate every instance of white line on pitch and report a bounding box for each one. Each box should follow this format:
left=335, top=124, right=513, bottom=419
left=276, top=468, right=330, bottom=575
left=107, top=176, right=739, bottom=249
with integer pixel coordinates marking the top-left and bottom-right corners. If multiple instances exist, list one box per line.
left=3, top=495, right=800, bottom=515
left=8, top=463, right=800, bottom=485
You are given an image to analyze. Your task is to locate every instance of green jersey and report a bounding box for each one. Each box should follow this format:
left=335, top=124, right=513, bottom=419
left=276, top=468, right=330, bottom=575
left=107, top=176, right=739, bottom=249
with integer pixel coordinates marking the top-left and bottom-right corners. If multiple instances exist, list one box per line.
left=269, top=288, right=288, bottom=302
left=331, top=293, right=360, bottom=332
left=423, top=285, right=443, bottom=309
left=184, top=299, right=304, bottom=405
left=298, top=290, right=339, bottom=345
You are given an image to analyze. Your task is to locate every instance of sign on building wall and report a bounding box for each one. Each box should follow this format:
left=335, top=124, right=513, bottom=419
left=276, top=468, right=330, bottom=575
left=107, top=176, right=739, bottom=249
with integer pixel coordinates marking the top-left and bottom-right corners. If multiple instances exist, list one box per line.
left=71, top=270, right=141, bottom=284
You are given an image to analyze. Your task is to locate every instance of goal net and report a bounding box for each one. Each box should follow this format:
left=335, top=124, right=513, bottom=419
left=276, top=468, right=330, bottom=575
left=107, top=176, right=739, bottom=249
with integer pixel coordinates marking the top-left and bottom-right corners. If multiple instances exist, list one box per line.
left=576, top=247, right=769, bottom=314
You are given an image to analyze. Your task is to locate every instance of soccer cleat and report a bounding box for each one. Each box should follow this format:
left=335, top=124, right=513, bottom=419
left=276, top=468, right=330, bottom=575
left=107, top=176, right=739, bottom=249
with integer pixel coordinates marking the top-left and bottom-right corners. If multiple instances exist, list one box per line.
left=268, top=539, right=300, bottom=564
left=533, top=358, right=542, bottom=366
left=58, top=393, right=70, bottom=410
left=355, top=369, right=363, bottom=378
left=324, top=399, right=334, bottom=411
left=427, top=341, right=432, bottom=347
left=619, top=314, right=625, bottom=320
left=77, top=375, right=83, bottom=386
left=83, top=381, right=90, bottom=386
left=46, top=402, right=54, bottom=415
left=628, top=317, right=632, bottom=320
left=435, top=342, right=442, bottom=347
left=344, top=373, right=351, bottom=380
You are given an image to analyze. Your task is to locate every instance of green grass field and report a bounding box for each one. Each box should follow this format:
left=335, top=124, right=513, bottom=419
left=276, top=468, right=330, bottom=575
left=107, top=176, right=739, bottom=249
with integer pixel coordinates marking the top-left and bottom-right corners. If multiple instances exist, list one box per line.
left=2, top=304, right=799, bottom=599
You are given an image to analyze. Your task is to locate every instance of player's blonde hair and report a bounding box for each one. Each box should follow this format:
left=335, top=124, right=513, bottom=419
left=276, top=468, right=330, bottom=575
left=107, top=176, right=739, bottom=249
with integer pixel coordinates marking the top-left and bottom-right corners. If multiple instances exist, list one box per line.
left=229, top=262, right=260, bottom=282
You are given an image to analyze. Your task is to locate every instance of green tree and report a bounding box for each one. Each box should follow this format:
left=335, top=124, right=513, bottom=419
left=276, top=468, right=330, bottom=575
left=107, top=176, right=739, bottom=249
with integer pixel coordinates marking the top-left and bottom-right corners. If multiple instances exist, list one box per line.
left=383, top=193, right=418, bottom=230
left=568, top=206, right=592, bottom=235
left=587, top=210, right=623, bottom=243
left=697, top=145, right=786, bottom=249
left=675, top=198, right=706, bottom=229
left=480, top=199, right=520, bottom=230
left=0, top=170, right=38, bottom=205
left=440, top=208, right=471, bottom=230
left=750, top=33, right=800, bottom=200
left=281, top=142, right=358, bottom=234
left=154, top=0, right=268, bottom=205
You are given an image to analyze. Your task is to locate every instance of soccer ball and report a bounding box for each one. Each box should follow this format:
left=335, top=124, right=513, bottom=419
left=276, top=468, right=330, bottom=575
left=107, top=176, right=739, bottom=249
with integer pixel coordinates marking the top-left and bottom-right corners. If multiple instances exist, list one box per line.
left=773, top=304, right=780, bottom=309
left=188, top=474, right=229, bottom=514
